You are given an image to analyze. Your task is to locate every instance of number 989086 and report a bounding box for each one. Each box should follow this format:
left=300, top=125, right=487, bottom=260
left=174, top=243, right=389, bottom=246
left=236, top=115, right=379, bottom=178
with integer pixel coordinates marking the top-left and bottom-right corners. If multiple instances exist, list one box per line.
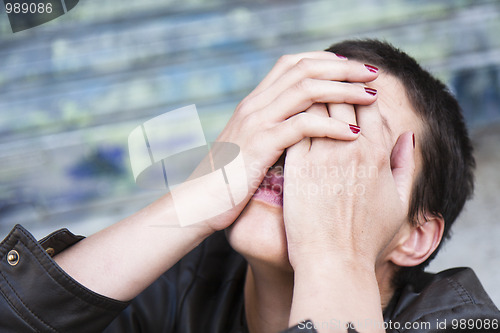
left=5, top=2, right=53, bottom=14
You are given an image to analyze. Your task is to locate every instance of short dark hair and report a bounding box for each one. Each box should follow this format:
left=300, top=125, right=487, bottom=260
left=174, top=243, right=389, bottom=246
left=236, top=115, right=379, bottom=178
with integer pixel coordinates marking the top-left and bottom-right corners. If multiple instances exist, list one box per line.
left=325, top=39, right=475, bottom=285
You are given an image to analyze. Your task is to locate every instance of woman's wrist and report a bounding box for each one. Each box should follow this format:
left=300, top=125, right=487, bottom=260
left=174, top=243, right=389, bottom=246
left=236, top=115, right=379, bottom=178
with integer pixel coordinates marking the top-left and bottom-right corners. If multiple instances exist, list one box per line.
left=290, top=257, right=382, bottom=332
left=155, top=193, right=216, bottom=238
left=292, top=253, right=376, bottom=281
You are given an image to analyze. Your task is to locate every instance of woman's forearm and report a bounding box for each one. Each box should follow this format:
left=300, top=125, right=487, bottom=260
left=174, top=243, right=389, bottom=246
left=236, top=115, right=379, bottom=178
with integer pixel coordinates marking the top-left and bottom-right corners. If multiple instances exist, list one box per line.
left=53, top=193, right=214, bottom=302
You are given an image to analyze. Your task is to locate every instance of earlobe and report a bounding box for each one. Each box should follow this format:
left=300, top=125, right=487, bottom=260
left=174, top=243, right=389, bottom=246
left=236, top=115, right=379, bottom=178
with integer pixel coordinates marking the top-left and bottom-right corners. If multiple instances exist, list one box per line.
left=389, top=215, right=444, bottom=267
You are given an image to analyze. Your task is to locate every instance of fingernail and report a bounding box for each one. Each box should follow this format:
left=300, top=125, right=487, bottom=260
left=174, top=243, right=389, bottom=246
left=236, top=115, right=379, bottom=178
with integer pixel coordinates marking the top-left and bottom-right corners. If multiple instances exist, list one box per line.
left=364, top=87, right=377, bottom=96
left=412, top=133, right=415, bottom=149
left=336, top=54, right=347, bottom=60
left=349, top=124, right=360, bottom=134
left=365, top=64, right=378, bottom=73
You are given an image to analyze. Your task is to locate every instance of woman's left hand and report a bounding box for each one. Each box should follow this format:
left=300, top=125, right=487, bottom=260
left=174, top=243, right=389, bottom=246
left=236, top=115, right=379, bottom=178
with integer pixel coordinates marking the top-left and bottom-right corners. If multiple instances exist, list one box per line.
left=283, top=101, right=416, bottom=332
left=283, top=101, right=415, bottom=272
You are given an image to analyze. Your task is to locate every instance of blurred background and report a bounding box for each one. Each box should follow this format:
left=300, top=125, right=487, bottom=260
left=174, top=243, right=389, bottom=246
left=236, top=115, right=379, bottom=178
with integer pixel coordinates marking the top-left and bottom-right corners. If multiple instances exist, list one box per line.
left=0, top=0, right=499, bottom=305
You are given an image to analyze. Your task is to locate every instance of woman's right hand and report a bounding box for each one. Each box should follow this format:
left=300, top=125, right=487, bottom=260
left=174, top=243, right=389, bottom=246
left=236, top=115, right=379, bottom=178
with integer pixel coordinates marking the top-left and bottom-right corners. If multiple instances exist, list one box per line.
left=201, top=52, right=380, bottom=231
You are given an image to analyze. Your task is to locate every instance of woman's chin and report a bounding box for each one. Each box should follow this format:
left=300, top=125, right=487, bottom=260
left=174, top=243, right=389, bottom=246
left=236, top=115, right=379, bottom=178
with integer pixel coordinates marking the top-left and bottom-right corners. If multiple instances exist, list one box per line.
left=225, top=199, right=292, bottom=271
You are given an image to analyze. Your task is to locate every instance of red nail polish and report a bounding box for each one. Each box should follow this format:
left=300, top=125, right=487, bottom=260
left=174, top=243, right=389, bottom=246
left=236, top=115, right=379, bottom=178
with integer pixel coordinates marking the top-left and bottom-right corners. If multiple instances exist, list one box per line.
left=412, top=133, right=415, bottom=148
left=364, top=87, right=377, bottom=96
left=349, top=124, right=360, bottom=134
left=365, top=64, right=378, bottom=73
left=336, top=54, right=347, bottom=60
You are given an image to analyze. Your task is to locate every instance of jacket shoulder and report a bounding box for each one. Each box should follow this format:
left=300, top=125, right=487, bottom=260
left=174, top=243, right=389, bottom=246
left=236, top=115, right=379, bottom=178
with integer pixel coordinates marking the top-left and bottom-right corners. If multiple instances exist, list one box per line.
left=389, top=267, right=500, bottom=332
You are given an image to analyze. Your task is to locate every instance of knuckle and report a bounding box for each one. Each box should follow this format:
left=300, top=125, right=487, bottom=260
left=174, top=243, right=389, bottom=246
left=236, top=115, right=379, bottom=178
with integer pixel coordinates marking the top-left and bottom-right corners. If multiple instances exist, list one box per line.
left=244, top=111, right=261, bottom=129
left=291, top=113, right=308, bottom=131
left=295, top=78, right=314, bottom=95
left=295, top=58, right=313, bottom=74
left=235, top=97, right=250, bottom=113
left=277, top=54, right=295, bottom=67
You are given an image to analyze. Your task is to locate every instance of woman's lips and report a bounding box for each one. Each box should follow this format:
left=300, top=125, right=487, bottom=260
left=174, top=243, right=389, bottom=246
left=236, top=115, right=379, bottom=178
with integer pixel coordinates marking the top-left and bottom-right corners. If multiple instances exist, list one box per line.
left=252, top=168, right=284, bottom=207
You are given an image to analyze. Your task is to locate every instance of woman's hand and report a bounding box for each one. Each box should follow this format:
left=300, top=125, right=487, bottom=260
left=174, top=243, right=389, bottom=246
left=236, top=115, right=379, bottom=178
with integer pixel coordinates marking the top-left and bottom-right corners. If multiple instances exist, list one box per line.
left=206, top=52, right=379, bottom=231
left=283, top=101, right=416, bottom=332
left=283, top=100, right=415, bottom=270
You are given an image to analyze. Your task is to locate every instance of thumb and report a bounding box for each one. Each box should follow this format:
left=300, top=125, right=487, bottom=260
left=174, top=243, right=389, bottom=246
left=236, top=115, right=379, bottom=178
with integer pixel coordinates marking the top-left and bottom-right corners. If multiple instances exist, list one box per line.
left=390, top=131, right=416, bottom=206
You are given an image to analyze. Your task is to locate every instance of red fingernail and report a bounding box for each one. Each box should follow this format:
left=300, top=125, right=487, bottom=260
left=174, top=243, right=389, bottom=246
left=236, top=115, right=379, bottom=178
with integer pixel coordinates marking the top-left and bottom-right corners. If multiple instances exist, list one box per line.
left=349, top=124, right=360, bottom=134
left=336, top=54, right=347, bottom=60
left=365, top=64, right=378, bottom=73
left=364, top=87, right=377, bottom=96
left=412, top=133, right=415, bottom=149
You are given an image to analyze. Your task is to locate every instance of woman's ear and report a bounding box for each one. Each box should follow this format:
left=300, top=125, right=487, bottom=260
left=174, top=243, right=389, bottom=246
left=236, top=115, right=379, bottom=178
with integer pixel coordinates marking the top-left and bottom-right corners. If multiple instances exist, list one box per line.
left=388, top=215, right=444, bottom=267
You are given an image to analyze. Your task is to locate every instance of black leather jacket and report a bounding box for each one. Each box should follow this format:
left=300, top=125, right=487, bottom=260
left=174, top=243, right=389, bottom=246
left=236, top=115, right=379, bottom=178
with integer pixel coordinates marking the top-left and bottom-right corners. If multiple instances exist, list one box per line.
left=1, top=224, right=499, bottom=332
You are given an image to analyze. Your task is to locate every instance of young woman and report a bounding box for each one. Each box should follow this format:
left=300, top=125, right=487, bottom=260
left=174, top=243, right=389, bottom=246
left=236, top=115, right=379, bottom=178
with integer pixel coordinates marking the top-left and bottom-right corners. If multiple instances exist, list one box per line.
left=1, top=40, right=498, bottom=333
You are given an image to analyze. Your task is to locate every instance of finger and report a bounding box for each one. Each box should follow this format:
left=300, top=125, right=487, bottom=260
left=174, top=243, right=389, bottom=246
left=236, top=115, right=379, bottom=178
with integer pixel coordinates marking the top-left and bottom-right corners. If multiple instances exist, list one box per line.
left=390, top=131, right=416, bottom=207
left=285, top=136, right=310, bottom=162
left=249, top=51, right=347, bottom=98
left=272, top=112, right=360, bottom=151
left=262, top=80, right=377, bottom=122
left=247, top=59, right=379, bottom=113
left=306, top=103, right=329, bottom=117
left=289, top=103, right=329, bottom=154
left=355, top=97, right=384, bottom=141
left=327, top=103, right=357, bottom=127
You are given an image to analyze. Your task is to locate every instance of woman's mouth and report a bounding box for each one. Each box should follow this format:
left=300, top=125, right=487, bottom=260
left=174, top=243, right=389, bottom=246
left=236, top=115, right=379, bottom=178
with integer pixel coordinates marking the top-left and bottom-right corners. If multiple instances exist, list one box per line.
left=252, top=162, right=284, bottom=208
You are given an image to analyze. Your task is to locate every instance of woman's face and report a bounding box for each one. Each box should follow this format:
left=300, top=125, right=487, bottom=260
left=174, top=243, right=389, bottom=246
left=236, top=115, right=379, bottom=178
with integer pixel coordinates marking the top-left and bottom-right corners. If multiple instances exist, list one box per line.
left=226, top=73, right=424, bottom=271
